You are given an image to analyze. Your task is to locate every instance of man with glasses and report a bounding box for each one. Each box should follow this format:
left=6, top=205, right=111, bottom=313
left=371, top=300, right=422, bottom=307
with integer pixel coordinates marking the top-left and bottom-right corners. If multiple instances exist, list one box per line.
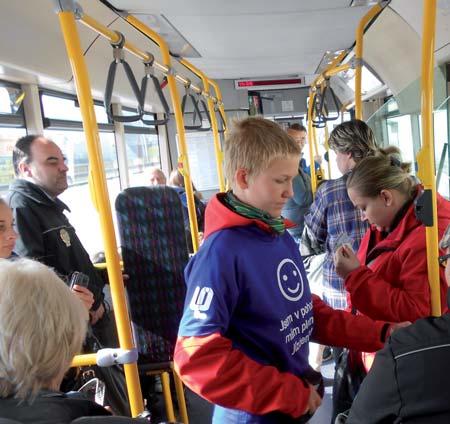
left=282, top=124, right=314, bottom=243
left=344, top=224, right=450, bottom=423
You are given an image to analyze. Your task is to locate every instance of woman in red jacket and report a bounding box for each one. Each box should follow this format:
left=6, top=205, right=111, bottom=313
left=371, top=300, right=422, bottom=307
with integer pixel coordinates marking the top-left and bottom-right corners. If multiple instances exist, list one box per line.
left=335, top=150, right=450, bottom=323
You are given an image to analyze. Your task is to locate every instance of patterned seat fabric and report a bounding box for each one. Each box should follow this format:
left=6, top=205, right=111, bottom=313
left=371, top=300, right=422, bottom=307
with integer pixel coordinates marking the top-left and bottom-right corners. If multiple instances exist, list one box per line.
left=115, top=186, right=189, bottom=364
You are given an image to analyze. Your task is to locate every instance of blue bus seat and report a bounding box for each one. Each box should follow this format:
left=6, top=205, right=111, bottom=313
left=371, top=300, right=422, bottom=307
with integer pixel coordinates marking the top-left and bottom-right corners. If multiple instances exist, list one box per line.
left=115, top=186, right=189, bottom=423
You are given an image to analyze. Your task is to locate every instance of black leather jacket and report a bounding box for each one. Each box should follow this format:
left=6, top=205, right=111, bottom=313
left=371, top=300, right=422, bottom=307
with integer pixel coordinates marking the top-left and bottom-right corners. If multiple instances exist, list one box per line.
left=0, top=390, right=110, bottom=423
left=348, top=301, right=450, bottom=424
left=7, top=179, right=104, bottom=310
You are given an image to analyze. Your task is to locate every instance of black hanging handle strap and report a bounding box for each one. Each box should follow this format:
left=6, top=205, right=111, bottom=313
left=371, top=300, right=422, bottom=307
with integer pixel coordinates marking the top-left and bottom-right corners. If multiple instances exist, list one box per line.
left=140, top=53, right=170, bottom=126
left=312, top=118, right=326, bottom=128
left=193, top=96, right=211, bottom=132
left=311, top=91, right=326, bottom=128
left=318, top=81, right=340, bottom=122
left=104, top=31, right=143, bottom=123
left=181, top=83, right=203, bottom=130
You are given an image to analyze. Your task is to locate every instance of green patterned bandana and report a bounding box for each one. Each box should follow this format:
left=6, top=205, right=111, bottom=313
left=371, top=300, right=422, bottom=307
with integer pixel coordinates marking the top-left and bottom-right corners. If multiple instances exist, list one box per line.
left=224, top=191, right=286, bottom=235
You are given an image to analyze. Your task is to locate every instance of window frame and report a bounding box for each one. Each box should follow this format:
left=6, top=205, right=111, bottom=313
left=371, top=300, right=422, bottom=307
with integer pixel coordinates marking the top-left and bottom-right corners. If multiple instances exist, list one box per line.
left=0, top=80, right=26, bottom=128
left=39, top=89, right=114, bottom=132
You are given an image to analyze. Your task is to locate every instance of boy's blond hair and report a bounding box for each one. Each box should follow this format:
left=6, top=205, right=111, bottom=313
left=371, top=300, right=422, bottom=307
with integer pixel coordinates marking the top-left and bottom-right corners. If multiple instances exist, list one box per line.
left=224, top=117, right=300, bottom=183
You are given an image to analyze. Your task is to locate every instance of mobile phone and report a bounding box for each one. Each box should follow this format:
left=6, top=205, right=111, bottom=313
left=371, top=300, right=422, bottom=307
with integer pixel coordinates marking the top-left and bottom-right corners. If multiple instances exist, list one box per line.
left=69, top=271, right=90, bottom=290
left=335, top=233, right=353, bottom=252
left=78, top=377, right=105, bottom=406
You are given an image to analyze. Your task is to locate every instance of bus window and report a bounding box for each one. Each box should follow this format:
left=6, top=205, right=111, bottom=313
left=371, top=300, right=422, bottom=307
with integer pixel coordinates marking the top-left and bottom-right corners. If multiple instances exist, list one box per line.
left=0, top=82, right=26, bottom=196
left=121, top=107, right=161, bottom=187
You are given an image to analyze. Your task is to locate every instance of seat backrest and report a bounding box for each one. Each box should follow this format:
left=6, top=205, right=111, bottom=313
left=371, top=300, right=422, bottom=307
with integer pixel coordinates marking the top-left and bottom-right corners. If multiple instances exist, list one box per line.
left=115, top=186, right=189, bottom=364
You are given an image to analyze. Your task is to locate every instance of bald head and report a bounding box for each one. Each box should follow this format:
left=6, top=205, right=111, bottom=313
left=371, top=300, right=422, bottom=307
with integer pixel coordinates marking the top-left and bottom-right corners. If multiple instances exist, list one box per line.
left=149, top=167, right=166, bottom=186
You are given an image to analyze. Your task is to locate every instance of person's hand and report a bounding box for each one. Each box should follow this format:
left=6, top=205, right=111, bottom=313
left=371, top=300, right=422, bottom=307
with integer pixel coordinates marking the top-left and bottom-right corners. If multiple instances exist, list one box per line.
left=314, top=154, right=323, bottom=165
left=303, top=384, right=322, bottom=415
left=90, top=302, right=105, bottom=326
left=72, top=285, right=94, bottom=312
left=334, top=245, right=360, bottom=279
left=389, top=321, right=411, bottom=336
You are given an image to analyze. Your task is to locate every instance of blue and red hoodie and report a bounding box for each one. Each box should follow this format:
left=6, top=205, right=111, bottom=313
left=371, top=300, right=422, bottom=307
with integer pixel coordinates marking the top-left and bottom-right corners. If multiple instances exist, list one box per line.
left=174, top=193, right=390, bottom=423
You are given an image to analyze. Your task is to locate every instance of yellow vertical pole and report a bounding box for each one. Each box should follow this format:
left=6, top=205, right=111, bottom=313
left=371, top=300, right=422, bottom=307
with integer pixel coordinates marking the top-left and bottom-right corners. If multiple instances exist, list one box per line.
left=311, top=121, right=321, bottom=179
left=209, top=78, right=228, bottom=139
left=209, top=78, right=229, bottom=188
left=307, top=90, right=318, bottom=193
left=56, top=10, right=144, bottom=416
left=204, top=79, right=226, bottom=192
left=416, top=0, right=440, bottom=316
left=354, top=3, right=382, bottom=120
left=126, top=16, right=199, bottom=252
left=324, top=125, right=332, bottom=179
left=179, top=59, right=226, bottom=192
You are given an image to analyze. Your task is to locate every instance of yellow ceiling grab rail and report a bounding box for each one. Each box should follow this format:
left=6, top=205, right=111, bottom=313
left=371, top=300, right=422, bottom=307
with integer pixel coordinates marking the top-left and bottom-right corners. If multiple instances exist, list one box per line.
left=354, top=3, right=384, bottom=119
left=79, top=14, right=222, bottom=107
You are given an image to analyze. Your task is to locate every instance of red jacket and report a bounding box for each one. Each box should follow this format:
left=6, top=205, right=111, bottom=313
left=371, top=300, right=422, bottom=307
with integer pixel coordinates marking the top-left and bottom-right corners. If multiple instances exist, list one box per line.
left=175, top=195, right=391, bottom=419
left=346, top=192, right=450, bottom=323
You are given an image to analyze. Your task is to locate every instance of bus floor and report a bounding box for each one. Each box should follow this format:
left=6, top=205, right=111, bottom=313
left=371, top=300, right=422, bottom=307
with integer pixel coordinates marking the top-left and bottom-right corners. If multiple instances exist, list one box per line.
left=147, top=361, right=334, bottom=423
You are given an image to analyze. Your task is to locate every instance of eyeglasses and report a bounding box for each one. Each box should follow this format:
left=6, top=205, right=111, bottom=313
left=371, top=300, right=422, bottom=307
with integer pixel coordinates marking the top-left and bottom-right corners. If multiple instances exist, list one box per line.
left=438, top=253, right=450, bottom=267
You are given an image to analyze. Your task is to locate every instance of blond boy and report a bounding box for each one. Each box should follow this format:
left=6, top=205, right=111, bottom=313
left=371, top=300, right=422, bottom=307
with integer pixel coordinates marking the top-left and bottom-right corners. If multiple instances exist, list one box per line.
left=175, top=117, right=391, bottom=423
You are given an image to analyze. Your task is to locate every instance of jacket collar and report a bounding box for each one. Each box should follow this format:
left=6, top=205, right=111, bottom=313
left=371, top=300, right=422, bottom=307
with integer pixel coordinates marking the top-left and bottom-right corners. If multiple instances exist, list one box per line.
left=9, top=179, right=70, bottom=212
left=204, top=193, right=295, bottom=240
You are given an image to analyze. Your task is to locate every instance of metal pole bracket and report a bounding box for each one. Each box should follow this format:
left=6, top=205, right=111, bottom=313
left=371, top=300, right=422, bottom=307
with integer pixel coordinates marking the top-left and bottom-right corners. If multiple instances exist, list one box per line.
left=53, top=0, right=83, bottom=18
left=96, top=348, right=139, bottom=367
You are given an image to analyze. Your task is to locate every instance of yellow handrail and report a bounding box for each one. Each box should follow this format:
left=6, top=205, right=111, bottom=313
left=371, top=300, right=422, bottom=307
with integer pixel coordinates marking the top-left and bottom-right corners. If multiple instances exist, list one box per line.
left=208, top=78, right=228, bottom=139
left=324, top=125, right=332, bottom=179
left=79, top=14, right=219, bottom=105
left=71, top=353, right=98, bottom=368
left=354, top=3, right=383, bottom=119
left=311, top=3, right=384, bottom=121
left=307, top=90, right=319, bottom=194
left=178, top=58, right=226, bottom=192
left=312, top=50, right=349, bottom=88
left=56, top=10, right=144, bottom=416
left=125, top=15, right=200, bottom=252
left=324, top=63, right=352, bottom=79
left=417, top=0, right=440, bottom=316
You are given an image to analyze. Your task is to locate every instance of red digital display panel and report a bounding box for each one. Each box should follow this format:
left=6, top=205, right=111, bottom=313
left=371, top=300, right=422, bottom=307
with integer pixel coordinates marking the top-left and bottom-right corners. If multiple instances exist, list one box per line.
left=237, top=78, right=303, bottom=88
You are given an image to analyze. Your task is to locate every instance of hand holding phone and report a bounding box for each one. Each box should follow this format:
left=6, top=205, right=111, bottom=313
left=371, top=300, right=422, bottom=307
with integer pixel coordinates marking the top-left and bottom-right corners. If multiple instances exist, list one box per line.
left=334, top=245, right=360, bottom=279
left=70, top=272, right=94, bottom=311
left=69, top=271, right=90, bottom=290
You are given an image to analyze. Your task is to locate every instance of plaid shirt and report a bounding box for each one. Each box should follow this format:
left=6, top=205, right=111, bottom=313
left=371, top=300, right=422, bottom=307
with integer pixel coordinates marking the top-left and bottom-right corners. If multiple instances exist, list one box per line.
left=304, top=176, right=368, bottom=310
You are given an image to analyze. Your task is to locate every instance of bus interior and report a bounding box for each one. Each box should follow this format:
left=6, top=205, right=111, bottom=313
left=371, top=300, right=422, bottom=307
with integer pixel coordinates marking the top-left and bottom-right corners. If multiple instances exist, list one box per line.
left=0, top=0, right=449, bottom=422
